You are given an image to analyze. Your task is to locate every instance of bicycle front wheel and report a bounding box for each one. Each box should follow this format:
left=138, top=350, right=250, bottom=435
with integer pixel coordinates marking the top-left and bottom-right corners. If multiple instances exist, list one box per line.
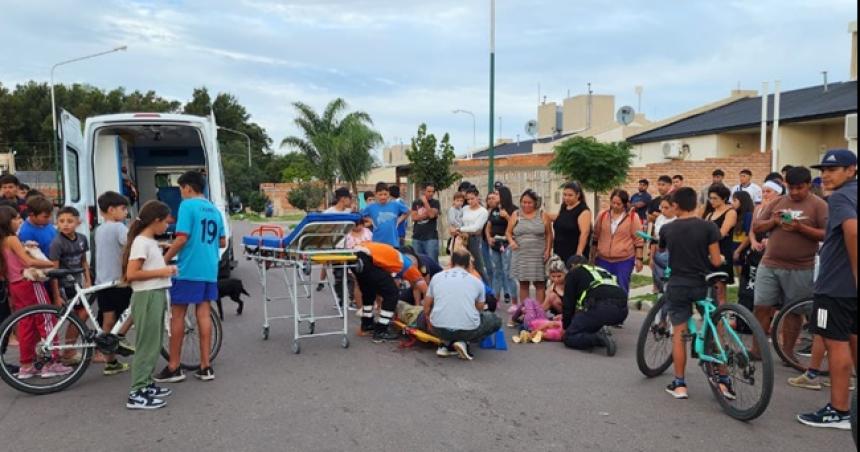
left=161, top=305, right=222, bottom=370
left=0, top=305, right=93, bottom=395
left=636, top=295, right=674, bottom=378
left=771, top=298, right=828, bottom=375
left=703, top=303, right=774, bottom=421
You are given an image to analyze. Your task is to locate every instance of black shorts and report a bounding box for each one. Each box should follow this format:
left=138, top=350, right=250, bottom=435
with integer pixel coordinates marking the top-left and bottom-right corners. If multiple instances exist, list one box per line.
left=812, top=294, right=857, bottom=341
left=665, top=285, right=708, bottom=326
left=98, top=286, right=132, bottom=315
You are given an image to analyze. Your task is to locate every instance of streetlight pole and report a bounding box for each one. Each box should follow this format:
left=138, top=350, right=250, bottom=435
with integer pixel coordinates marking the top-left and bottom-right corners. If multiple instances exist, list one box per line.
left=218, top=126, right=252, bottom=168
left=487, top=0, right=496, bottom=188
left=452, top=109, right=476, bottom=158
left=50, top=45, right=127, bottom=202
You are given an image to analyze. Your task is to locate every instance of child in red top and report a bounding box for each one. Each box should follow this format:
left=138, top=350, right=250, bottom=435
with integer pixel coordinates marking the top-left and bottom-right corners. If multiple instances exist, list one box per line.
left=0, top=205, right=71, bottom=379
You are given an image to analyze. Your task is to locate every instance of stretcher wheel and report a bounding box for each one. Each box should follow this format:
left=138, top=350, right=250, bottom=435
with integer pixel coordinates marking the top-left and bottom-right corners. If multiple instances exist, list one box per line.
left=341, top=336, right=350, bottom=349
left=292, top=341, right=301, bottom=354
left=308, top=322, right=315, bottom=334
left=262, top=326, right=269, bottom=340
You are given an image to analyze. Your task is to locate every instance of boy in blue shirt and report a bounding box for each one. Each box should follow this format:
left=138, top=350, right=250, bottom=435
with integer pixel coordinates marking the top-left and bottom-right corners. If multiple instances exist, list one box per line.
left=158, top=171, right=225, bottom=383
left=18, top=195, right=57, bottom=259
left=361, top=182, right=408, bottom=249
left=18, top=196, right=59, bottom=311
left=389, top=184, right=408, bottom=248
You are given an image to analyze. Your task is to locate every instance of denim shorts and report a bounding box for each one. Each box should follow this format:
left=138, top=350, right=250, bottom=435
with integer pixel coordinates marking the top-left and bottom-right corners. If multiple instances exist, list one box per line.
left=665, top=285, right=708, bottom=326
left=170, top=279, right=218, bottom=305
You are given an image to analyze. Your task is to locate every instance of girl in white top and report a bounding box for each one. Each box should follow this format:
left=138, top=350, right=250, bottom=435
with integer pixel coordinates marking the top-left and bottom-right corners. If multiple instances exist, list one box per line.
left=455, top=189, right=490, bottom=281
left=122, top=200, right=177, bottom=410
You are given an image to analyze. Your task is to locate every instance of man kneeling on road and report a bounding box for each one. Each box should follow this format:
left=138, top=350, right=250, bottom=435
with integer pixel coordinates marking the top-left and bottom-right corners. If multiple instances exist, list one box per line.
left=423, top=250, right=502, bottom=360
left=561, top=255, right=629, bottom=356
left=353, top=242, right=428, bottom=342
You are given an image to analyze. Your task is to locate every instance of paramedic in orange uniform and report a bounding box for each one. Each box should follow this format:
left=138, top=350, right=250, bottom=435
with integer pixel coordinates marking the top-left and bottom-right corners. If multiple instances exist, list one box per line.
left=353, top=242, right=428, bottom=342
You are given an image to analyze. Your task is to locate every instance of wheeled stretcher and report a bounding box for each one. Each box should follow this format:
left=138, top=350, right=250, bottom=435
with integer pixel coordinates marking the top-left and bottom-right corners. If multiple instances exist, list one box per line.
left=242, top=213, right=361, bottom=354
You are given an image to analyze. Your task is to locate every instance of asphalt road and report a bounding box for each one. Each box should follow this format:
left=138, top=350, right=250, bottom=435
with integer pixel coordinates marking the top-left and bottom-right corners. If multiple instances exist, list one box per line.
left=0, top=221, right=854, bottom=451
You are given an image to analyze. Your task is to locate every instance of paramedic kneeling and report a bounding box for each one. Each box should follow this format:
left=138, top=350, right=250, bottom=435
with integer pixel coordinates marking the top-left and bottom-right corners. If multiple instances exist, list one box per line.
left=561, top=255, right=629, bottom=356
left=424, top=250, right=502, bottom=361
left=354, top=242, right=428, bottom=342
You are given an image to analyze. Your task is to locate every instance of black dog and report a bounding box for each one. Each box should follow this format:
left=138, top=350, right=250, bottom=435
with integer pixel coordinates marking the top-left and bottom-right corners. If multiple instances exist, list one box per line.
left=216, top=278, right=249, bottom=320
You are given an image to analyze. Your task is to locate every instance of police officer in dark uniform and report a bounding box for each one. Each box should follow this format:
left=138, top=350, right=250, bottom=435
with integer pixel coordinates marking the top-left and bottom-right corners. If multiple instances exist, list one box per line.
left=561, top=255, right=629, bottom=356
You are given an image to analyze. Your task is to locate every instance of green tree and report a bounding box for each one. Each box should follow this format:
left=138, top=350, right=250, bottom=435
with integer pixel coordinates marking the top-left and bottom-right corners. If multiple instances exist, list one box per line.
left=280, top=98, right=375, bottom=197
left=247, top=191, right=270, bottom=213
left=549, top=136, right=634, bottom=213
left=279, top=152, right=314, bottom=183
left=405, top=123, right=460, bottom=191
left=287, top=182, right=326, bottom=212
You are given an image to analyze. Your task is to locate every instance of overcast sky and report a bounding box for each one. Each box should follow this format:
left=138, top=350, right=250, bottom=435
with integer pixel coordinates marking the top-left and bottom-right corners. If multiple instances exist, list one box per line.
left=0, top=0, right=856, bottom=157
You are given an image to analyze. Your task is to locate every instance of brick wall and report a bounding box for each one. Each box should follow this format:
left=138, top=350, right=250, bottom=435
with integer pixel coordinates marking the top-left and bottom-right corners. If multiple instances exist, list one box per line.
left=260, top=182, right=407, bottom=215
left=609, top=150, right=773, bottom=207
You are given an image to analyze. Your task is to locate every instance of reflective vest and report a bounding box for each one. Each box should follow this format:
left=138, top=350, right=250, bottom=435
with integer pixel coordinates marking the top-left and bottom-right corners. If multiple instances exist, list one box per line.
left=576, top=265, right=620, bottom=310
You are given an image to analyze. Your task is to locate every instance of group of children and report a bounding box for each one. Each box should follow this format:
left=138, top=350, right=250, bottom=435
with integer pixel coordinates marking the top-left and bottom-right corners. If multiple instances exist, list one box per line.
left=0, top=170, right=224, bottom=410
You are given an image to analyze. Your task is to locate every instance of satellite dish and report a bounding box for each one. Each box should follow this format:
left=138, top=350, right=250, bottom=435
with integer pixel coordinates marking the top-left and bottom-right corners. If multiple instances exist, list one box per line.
left=524, top=119, right=538, bottom=137
left=616, top=106, right=635, bottom=126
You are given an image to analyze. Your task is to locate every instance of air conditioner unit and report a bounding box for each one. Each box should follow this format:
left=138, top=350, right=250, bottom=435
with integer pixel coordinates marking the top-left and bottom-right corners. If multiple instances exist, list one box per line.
left=845, top=113, right=857, bottom=140
left=662, top=141, right=684, bottom=159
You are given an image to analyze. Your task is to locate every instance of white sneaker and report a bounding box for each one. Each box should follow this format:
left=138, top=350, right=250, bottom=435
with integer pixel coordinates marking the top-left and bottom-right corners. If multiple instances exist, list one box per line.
left=126, top=390, right=166, bottom=410
left=436, top=345, right=453, bottom=358
left=452, top=341, right=473, bottom=361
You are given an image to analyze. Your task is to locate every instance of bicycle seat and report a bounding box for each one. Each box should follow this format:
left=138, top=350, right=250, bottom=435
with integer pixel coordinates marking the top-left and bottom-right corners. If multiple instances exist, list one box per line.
left=45, top=268, right=85, bottom=279
left=705, top=272, right=730, bottom=285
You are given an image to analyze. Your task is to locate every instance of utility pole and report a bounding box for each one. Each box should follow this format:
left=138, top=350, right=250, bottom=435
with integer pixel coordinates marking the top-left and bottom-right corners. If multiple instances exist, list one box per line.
left=487, top=0, right=496, bottom=188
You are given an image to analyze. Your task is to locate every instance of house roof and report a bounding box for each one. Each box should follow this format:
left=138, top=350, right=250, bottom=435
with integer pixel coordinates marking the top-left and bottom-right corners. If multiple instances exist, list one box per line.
left=470, top=132, right=573, bottom=159
left=627, top=81, right=857, bottom=144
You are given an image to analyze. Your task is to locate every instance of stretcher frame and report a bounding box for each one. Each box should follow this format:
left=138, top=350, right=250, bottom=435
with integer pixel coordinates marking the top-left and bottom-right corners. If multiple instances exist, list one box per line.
left=242, top=214, right=360, bottom=354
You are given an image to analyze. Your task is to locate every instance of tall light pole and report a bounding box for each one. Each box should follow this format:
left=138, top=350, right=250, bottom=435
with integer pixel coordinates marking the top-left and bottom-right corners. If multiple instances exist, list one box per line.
left=50, top=45, right=127, bottom=201
left=487, top=0, right=496, bottom=188
left=218, top=126, right=252, bottom=168
left=452, top=109, right=476, bottom=157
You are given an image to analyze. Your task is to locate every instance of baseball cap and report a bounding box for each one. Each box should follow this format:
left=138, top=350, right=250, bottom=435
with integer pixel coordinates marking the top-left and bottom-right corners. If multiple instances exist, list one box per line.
left=494, top=181, right=504, bottom=189
left=811, top=149, right=857, bottom=169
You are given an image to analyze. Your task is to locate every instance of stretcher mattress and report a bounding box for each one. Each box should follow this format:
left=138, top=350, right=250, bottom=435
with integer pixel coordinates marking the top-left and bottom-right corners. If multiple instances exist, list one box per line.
left=242, top=213, right=362, bottom=250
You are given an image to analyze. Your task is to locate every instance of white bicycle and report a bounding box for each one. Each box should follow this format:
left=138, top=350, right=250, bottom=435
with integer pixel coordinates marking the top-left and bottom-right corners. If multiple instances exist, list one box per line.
left=0, top=268, right=221, bottom=395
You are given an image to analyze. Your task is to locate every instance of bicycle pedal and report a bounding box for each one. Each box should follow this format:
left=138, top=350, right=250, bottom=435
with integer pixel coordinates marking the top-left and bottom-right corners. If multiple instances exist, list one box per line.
left=94, top=334, right=119, bottom=354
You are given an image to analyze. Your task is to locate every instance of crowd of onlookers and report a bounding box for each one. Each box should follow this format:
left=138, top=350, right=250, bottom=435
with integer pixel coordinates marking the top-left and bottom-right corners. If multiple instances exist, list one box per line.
left=0, top=146, right=855, bottom=425
left=347, top=148, right=856, bottom=430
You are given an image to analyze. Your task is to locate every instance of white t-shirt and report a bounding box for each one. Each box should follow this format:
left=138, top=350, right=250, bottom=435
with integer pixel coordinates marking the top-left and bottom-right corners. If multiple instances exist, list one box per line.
left=459, top=206, right=489, bottom=234
left=730, top=183, right=763, bottom=204
left=428, top=267, right=485, bottom=330
left=128, top=236, right=172, bottom=292
left=654, top=215, right=676, bottom=240
left=324, top=206, right=350, bottom=214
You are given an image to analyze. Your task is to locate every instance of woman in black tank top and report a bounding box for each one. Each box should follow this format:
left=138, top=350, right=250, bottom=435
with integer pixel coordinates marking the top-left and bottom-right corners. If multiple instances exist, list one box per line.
left=549, top=182, right=591, bottom=263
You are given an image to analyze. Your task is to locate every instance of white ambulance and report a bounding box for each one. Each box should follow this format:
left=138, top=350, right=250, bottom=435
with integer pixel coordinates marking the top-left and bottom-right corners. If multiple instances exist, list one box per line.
left=59, top=109, right=234, bottom=276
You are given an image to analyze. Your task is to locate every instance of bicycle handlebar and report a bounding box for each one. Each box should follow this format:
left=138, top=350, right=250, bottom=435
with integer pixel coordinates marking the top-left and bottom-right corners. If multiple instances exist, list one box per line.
left=45, top=268, right=86, bottom=279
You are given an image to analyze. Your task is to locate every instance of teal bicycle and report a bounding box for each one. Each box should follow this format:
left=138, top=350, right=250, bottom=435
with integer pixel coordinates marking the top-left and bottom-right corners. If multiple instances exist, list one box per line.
left=635, top=231, right=774, bottom=421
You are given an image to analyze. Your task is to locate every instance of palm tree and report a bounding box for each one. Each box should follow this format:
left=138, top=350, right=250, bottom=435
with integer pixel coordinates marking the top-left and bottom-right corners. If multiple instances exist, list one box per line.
left=280, top=98, right=378, bottom=198
left=337, top=116, right=382, bottom=195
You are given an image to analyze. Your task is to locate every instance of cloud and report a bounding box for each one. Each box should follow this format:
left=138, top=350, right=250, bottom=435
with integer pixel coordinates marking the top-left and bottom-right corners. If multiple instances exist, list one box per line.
left=0, top=0, right=856, bottom=156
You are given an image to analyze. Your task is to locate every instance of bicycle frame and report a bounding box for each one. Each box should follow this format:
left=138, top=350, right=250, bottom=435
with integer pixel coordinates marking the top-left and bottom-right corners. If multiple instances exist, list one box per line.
left=41, top=280, right=124, bottom=353
left=688, top=290, right=750, bottom=366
